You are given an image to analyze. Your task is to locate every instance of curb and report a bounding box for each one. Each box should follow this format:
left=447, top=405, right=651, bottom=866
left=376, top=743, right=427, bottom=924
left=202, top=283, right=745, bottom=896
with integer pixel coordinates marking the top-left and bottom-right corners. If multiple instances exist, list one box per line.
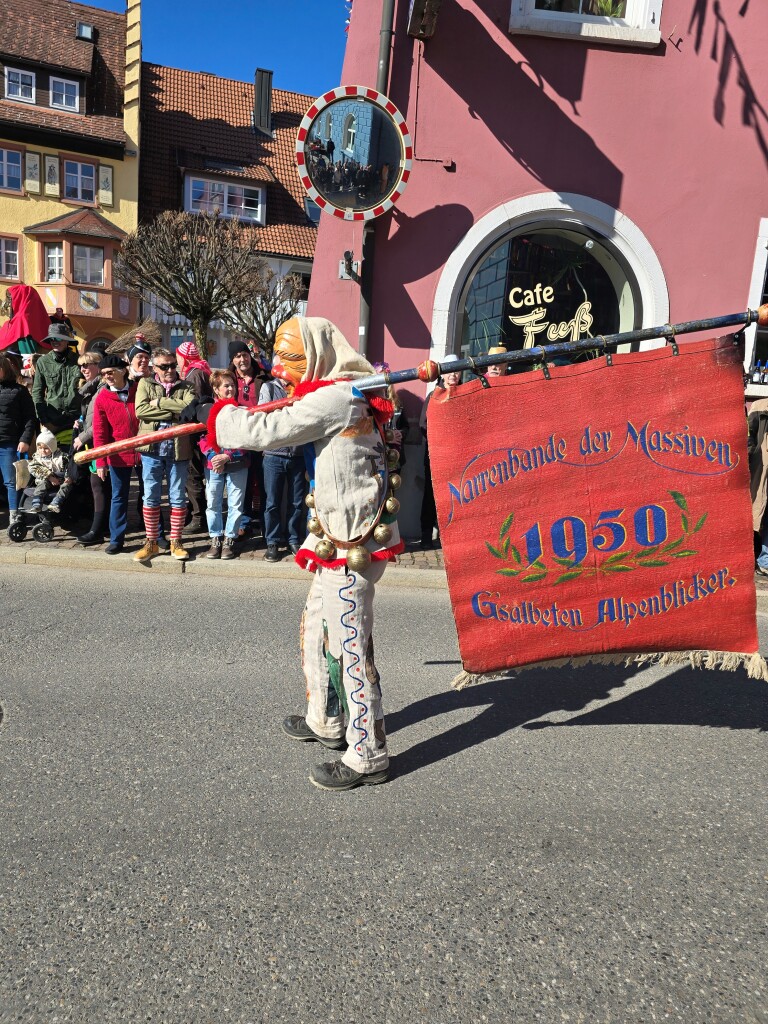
left=0, top=543, right=448, bottom=590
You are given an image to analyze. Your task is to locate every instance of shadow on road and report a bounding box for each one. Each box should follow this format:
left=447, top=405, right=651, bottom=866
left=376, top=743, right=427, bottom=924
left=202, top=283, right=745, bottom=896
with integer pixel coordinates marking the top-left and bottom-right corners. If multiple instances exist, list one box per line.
left=523, top=665, right=768, bottom=733
left=389, top=664, right=768, bottom=777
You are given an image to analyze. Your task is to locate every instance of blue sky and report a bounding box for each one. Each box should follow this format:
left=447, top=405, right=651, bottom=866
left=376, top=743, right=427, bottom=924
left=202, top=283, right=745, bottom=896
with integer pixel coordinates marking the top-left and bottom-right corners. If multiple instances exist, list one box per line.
left=95, top=0, right=349, bottom=97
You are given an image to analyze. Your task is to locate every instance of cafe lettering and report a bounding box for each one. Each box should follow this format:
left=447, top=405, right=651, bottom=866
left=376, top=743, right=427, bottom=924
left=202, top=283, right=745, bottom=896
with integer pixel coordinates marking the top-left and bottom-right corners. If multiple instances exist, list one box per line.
left=509, top=287, right=595, bottom=348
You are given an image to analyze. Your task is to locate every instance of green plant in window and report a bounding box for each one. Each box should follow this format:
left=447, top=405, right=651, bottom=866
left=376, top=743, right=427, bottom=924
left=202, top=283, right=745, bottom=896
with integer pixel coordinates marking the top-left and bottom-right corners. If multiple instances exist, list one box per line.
left=589, top=0, right=627, bottom=16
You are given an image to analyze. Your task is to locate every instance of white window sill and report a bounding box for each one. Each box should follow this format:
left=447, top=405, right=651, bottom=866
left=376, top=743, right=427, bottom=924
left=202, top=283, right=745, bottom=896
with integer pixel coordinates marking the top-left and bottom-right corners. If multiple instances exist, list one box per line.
left=509, top=13, right=661, bottom=47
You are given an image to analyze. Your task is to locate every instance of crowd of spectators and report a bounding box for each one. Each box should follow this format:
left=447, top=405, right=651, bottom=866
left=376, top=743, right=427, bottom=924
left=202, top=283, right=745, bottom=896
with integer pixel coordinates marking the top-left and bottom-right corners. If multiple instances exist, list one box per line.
left=0, top=324, right=315, bottom=564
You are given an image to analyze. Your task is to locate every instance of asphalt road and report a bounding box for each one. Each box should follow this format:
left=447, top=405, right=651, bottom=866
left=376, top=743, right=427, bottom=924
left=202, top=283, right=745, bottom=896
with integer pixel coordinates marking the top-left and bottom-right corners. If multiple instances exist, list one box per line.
left=1, top=565, right=766, bottom=1024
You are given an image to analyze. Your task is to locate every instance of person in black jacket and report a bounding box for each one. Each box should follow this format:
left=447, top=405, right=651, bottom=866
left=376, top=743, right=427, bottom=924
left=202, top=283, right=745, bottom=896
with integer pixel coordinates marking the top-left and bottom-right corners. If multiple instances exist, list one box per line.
left=0, top=353, right=36, bottom=524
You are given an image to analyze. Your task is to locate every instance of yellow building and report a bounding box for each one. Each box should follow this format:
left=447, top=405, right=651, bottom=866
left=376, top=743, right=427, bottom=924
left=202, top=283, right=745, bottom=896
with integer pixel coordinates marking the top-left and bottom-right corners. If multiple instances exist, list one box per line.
left=0, top=0, right=141, bottom=350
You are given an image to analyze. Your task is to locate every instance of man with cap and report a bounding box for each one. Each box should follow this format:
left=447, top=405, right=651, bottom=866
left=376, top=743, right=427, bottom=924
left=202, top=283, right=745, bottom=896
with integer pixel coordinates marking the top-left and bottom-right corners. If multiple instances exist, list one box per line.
left=32, top=322, right=81, bottom=442
left=485, top=345, right=508, bottom=378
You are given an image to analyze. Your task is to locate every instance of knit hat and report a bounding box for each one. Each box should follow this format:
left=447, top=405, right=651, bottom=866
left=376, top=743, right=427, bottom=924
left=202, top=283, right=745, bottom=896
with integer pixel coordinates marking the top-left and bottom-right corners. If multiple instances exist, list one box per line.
left=99, top=354, right=128, bottom=372
left=228, top=340, right=251, bottom=361
left=442, top=354, right=460, bottom=364
left=487, top=346, right=508, bottom=356
left=127, top=339, right=151, bottom=362
left=37, top=428, right=58, bottom=453
left=177, top=340, right=199, bottom=361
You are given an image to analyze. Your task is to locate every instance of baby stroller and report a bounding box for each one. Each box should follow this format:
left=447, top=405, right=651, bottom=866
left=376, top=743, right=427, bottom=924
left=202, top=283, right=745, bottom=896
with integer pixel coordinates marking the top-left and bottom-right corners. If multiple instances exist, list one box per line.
left=8, top=488, right=55, bottom=543
left=7, top=454, right=59, bottom=543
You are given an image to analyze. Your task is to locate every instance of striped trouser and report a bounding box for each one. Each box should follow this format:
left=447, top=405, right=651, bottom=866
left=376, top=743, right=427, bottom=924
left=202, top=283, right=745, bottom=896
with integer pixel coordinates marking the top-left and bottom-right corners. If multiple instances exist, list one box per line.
left=301, top=561, right=389, bottom=774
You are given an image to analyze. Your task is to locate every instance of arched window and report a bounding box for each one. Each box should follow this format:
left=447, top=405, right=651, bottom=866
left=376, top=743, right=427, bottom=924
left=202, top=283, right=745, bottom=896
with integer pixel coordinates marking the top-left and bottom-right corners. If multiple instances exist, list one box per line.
left=459, top=226, right=638, bottom=363
left=343, top=114, right=356, bottom=153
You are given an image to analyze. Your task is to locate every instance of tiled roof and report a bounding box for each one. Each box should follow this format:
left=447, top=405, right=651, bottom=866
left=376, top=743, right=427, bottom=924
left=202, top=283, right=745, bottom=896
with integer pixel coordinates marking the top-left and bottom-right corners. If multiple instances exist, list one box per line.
left=0, top=0, right=126, bottom=148
left=0, top=100, right=127, bottom=147
left=25, top=208, right=126, bottom=240
left=140, top=63, right=317, bottom=262
left=0, top=0, right=125, bottom=81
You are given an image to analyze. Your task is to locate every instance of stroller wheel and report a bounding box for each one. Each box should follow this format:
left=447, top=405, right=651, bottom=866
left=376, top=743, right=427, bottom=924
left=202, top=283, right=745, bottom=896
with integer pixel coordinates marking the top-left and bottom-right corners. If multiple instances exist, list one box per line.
left=8, top=521, right=28, bottom=542
left=32, top=522, right=54, bottom=543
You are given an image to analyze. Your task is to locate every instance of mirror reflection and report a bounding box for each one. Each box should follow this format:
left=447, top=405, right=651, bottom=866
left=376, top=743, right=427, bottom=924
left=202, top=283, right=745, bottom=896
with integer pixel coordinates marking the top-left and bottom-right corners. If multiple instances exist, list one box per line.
left=303, top=98, right=404, bottom=212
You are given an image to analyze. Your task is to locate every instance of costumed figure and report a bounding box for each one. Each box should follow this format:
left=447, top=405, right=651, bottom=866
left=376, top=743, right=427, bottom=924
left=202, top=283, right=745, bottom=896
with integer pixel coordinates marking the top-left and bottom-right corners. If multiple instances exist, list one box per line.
left=187, top=317, right=404, bottom=791
left=0, top=285, right=52, bottom=354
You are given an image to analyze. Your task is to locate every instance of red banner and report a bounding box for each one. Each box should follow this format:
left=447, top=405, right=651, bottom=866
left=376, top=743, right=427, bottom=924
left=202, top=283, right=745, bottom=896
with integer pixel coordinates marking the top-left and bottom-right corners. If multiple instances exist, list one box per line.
left=428, top=337, right=758, bottom=675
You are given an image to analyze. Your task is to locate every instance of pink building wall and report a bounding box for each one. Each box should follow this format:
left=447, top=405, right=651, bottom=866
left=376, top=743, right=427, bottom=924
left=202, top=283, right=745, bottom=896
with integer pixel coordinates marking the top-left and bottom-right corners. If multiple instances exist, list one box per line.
left=306, top=0, right=767, bottom=533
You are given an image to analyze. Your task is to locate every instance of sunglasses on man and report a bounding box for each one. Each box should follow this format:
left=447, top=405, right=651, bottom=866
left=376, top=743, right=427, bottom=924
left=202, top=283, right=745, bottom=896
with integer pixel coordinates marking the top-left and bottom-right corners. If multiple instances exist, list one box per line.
left=155, top=362, right=176, bottom=370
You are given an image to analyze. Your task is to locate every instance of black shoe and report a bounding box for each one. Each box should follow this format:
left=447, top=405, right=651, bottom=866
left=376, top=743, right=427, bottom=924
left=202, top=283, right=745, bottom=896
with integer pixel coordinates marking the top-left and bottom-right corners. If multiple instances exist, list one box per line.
left=290, top=542, right=302, bottom=556
left=77, top=530, right=104, bottom=546
left=309, top=760, right=389, bottom=791
left=188, top=517, right=204, bottom=532
left=282, top=715, right=346, bottom=749
left=104, top=542, right=123, bottom=555
left=264, top=544, right=281, bottom=562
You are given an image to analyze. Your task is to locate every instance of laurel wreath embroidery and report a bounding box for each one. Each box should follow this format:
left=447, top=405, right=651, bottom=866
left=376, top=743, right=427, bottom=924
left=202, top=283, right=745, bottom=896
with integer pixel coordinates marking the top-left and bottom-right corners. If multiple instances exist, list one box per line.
left=485, top=491, right=707, bottom=584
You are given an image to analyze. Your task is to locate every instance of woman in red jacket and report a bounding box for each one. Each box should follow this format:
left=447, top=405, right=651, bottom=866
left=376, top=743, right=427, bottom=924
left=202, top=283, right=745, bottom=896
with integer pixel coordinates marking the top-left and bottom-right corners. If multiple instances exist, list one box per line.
left=91, top=355, right=140, bottom=555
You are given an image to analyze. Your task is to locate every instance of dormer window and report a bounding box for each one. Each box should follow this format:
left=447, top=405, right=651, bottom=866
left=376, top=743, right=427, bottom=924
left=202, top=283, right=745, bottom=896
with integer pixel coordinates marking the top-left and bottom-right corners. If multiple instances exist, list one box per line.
left=184, top=175, right=266, bottom=225
left=5, top=67, right=35, bottom=104
left=76, top=22, right=95, bottom=41
left=50, top=77, right=79, bottom=112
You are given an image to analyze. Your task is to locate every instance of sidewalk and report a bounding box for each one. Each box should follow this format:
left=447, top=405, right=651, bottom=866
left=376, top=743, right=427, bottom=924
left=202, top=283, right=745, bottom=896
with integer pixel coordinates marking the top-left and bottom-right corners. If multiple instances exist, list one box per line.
left=0, top=489, right=447, bottom=589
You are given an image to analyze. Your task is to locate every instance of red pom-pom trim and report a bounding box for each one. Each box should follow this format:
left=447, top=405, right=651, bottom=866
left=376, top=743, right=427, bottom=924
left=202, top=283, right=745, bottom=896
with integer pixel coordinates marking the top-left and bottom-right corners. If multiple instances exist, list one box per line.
left=206, top=398, right=238, bottom=453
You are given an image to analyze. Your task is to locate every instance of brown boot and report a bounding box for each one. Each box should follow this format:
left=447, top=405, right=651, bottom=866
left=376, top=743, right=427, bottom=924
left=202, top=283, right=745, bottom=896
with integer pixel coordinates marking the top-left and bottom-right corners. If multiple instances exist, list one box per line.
left=133, top=539, right=160, bottom=563
left=220, top=537, right=236, bottom=560
left=170, top=539, right=189, bottom=560
left=206, top=537, right=222, bottom=559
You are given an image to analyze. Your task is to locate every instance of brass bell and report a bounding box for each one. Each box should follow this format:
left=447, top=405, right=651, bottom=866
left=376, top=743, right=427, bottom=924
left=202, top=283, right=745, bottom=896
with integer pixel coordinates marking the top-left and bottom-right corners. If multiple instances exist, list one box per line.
left=373, top=523, right=393, bottom=545
left=386, top=449, right=400, bottom=469
left=305, top=492, right=315, bottom=509
left=314, top=538, right=336, bottom=560
left=307, top=517, right=324, bottom=537
left=385, top=495, right=400, bottom=515
left=388, top=472, right=401, bottom=491
left=346, top=545, right=372, bottom=572
left=384, top=428, right=395, bottom=443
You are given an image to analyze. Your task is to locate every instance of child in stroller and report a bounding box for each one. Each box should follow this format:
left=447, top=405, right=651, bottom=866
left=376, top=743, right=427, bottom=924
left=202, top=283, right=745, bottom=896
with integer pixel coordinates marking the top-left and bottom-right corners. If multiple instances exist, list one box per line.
left=28, top=429, right=73, bottom=513
left=8, top=429, right=74, bottom=542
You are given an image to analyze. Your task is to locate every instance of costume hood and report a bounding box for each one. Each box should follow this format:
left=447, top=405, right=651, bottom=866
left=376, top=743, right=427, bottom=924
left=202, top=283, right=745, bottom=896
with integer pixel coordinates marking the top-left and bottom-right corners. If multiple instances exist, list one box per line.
left=298, top=317, right=374, bottom=383
left=0, top=285, right=52, bottom=352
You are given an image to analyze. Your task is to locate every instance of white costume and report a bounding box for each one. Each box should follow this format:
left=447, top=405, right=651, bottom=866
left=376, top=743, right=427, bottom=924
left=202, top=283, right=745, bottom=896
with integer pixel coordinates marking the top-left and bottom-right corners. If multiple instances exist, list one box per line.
left=209, top=319, right=401, bottom=775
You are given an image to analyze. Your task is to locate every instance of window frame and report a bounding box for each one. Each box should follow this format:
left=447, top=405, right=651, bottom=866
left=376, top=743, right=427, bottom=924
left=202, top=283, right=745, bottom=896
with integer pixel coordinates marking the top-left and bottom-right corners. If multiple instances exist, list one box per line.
left=0, top=236, right=20, bottom=280
left=508, top=0, right=663, bottom=48
left=0, top=146, right=23, bottom=194
left=50, top=76, right=80, bottom=112
left=62, top=157, right=97, bottom=205
left=4, top=66, right=36, bottom=104
left=184, top=175, right=266, bottom=226
left=343, top=114, right=357, bottom=153
left=44, top=241, right=65, bottom=282
left=72, top=243, right=105, bottom=286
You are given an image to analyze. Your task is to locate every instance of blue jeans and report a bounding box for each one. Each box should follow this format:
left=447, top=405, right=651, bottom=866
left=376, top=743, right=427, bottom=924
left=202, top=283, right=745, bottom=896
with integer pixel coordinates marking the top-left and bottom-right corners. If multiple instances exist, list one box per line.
left=109, top=465, right=139, bottom=545
left=757, top=523, right=768, bottom=570
left=0, top=446, right=21, bottom=512
left=263, top=453, right=307, bottom=547
left=204, top=464, right=248, bottom=538
left=141, top=454, right=189, bottom=508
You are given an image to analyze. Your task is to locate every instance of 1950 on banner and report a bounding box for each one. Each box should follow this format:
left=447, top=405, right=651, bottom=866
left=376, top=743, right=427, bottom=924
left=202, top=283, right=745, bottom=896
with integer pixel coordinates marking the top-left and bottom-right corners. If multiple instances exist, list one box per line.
left=427, top=336, right=757, bottom=675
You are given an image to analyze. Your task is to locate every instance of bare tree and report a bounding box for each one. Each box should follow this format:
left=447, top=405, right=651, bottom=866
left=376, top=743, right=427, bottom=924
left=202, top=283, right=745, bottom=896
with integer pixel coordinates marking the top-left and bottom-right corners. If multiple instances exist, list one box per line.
left=114, top=211, right=267, bottom=361
left=221, top=265, right=305, bottom=358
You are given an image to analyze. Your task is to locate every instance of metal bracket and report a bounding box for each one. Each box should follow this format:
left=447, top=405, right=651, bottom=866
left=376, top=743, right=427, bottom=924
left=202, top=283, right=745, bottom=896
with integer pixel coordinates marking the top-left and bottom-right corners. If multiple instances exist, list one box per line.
left=466, top=356, right=490, bottom=388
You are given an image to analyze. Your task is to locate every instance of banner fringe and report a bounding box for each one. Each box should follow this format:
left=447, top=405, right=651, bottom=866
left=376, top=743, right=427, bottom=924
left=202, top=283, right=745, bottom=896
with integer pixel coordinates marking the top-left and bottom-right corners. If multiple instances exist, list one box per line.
left=450, top=650, right=768, bottom=690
